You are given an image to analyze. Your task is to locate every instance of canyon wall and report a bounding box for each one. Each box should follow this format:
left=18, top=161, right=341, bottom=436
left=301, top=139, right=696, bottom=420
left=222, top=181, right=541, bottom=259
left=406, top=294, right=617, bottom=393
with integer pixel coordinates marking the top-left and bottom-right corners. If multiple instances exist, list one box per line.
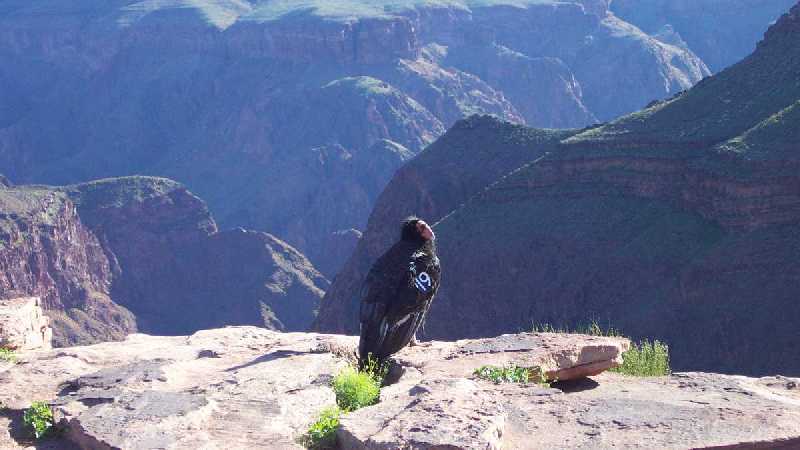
left=0, top=176, right=328, bottom=345
left=0, top=0, right=716, bottom=276
left=316, top=3, right=800, bottom=376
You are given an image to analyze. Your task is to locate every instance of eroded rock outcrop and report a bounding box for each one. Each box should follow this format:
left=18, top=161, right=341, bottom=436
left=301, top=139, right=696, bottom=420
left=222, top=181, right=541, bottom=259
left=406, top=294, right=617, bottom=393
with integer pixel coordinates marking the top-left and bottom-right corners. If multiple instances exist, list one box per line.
left=0, top=184, right=136, bottom=346
left=1, top=327, right=799, bottom=449
left=0, top=297, right=52, bottom=351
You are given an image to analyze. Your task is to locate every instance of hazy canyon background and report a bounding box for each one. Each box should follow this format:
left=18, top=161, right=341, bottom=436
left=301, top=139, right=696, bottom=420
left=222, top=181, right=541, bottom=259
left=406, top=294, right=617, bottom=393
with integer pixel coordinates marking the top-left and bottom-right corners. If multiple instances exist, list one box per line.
left=0, top=0, right=798, bottom=376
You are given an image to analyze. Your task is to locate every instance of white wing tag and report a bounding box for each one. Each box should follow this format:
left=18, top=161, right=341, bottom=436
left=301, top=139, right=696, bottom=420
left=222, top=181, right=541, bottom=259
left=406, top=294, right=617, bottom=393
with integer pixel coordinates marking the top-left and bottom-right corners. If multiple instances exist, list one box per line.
left=414, top=272, right=432, bottom=293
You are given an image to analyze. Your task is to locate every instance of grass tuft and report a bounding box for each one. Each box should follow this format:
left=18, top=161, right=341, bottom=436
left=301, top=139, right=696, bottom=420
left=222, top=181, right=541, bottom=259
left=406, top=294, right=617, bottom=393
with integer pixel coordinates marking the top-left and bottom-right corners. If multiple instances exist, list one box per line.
left=0, top=347, right=17, bottom=364
left=302, top=406, right=341, bottom=449
left=473, top=365, right=551, bottom=385
left=532, top=320, right=621, bottom=337
left=332, top=366, right=380, bottom=412
left=23, top=401, right=54, bottom=439
left=611, top=339, right=670, bottom=377
left=359, top=354, right=389, bottom=384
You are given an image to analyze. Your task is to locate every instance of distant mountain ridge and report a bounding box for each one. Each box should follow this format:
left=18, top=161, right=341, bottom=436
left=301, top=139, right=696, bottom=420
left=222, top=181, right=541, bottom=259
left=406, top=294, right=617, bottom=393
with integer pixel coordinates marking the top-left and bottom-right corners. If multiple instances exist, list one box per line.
left=610, top=0, right=798, bottom=71
left=316, top=2, right=800, bottom=376
left=0, top=0, right=714, bottom=276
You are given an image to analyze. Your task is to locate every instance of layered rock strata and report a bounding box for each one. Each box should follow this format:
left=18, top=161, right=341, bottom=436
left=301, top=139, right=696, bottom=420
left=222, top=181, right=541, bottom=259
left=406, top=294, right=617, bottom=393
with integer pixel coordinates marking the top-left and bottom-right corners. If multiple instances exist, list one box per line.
left=315, top=116, right=578, bottom=333
left=0, top=184, right=135, bottom=346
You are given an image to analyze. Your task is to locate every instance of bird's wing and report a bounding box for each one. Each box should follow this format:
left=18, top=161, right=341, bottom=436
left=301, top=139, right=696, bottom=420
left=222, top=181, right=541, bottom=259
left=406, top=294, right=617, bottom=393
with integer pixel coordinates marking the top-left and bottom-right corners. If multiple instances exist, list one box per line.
left=358, top=242, right=416, bottom=360
left=359, top=244, right=407, bottom=321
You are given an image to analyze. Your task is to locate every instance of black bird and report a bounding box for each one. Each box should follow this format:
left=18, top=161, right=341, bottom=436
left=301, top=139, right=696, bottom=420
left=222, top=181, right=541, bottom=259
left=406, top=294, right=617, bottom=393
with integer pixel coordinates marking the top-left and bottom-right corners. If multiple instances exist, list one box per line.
left=358, top=216, right=441, bottom=368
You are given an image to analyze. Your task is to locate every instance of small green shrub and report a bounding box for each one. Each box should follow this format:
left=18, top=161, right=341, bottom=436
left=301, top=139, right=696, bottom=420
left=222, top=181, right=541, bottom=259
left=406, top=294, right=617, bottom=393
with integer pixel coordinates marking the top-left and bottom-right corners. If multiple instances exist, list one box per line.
left=611, top=339, right=671, bottom=377
left=0, top=347, right=17, bottom=364
left=23, top=401, right=54, bottom=439
left=473, top=365, right=551, bottom=385
left=359, top=354, right=389, bottom=384
left=332, top=367, right=380, bottom=412
left=303, top=406, right=341, bottom=449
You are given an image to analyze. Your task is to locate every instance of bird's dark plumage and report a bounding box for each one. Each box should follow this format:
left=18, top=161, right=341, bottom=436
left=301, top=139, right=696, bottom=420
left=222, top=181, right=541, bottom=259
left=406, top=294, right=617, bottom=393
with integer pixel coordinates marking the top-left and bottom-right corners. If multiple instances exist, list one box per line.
left=358, top=218, right=441, bottom=368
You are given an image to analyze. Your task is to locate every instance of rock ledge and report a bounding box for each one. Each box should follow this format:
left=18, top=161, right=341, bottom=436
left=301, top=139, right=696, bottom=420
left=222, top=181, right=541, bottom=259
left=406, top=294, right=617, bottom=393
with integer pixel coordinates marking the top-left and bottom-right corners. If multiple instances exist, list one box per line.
left=0, top=327, right=798, bottom=449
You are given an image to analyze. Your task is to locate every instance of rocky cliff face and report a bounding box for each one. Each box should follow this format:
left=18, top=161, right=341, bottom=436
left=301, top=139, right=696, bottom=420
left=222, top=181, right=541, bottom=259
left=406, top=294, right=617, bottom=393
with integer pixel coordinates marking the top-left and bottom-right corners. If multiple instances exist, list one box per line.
left=0, top=176, right=328, bottom=346
left=1, top=327, right=799, bottom=449
left=316, top=3, right=800, bottom=376
left=0, top=0, right=712, bottom=276
left=0, top=184, right=135, bottom=346
left=314, top=116, right=578, bottom=333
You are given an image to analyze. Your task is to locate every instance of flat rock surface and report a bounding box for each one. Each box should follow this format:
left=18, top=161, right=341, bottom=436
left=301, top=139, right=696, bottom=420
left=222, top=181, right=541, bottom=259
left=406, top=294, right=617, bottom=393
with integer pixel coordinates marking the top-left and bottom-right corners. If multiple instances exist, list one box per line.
left=339, top=369, right=800, bottom=450
left=1, top=327, right=798, bottom=449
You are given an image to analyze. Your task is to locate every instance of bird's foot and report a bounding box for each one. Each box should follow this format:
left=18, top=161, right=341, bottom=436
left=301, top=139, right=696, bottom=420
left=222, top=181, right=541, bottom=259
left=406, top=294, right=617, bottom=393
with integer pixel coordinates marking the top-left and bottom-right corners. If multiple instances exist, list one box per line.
left=409, top=336, right=431, bottom=348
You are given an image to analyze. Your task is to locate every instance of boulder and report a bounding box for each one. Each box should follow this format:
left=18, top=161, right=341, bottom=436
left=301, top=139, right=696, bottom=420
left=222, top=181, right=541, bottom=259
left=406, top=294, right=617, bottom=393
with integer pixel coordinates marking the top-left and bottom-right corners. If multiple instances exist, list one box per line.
left=0, top=297, right=52, bottom=351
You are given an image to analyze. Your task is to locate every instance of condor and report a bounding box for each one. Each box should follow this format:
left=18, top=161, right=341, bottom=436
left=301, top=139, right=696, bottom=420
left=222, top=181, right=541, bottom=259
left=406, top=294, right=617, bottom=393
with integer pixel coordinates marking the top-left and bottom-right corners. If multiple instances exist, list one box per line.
left=358, top=217, right=441, bottom=369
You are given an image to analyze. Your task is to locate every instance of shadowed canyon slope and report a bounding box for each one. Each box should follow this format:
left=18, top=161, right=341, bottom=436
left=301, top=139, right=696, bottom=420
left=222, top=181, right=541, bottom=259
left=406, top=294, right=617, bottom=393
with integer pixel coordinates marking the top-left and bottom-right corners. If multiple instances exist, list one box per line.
left=316, top=3, right=800, bottom=377
left=0, top=177, right=327, bottom=346
left=0, top=0, right=716, bottom=276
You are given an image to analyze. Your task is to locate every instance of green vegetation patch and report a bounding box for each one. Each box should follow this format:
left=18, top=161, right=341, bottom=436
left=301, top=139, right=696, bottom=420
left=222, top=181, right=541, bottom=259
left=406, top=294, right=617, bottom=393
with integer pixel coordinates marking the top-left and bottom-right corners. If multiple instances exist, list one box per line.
left=533, top=321, right=671, bottom=377
left=532, top=320, right=622, bottom=337
left=302, top=360, right=385, bottom=448
left=323, top=76, right=394, bottom=97
left=473, top=365, right=553, bottom=385
left=246, top=1, right=559, bottom=22
left=65, top=176, right=182, bottom=211
left=332, top=366, right=381, bottom=412
left=474, top=365, right=536, bottom=384
left=611, top=339, right=670, bottom=377
left=301, top=406, right=341, bottom=449
left=23, top=401, right=54, bottom=439
left=0, top=347, right=17, bottom=364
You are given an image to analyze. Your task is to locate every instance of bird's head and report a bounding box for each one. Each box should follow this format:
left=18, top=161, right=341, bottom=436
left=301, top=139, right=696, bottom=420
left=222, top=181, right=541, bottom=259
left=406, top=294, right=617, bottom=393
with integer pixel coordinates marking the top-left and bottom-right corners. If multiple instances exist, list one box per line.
left=401, top=216, right=435, bottom=242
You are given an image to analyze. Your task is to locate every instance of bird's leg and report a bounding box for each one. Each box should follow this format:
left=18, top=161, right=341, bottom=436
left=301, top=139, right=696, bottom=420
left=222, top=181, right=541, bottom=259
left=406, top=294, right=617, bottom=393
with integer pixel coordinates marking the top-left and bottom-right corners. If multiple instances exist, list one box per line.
left=409, top=334, right=431, bottom=347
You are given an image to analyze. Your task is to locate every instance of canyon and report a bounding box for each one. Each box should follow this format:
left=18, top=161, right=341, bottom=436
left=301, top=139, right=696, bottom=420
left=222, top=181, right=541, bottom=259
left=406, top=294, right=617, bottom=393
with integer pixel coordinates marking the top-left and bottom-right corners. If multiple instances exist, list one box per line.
left=315, top=3, right=800, bottom=376
left=0, top=177, right=326, bottom=346
left=0, top=0, right=724, bottom=276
